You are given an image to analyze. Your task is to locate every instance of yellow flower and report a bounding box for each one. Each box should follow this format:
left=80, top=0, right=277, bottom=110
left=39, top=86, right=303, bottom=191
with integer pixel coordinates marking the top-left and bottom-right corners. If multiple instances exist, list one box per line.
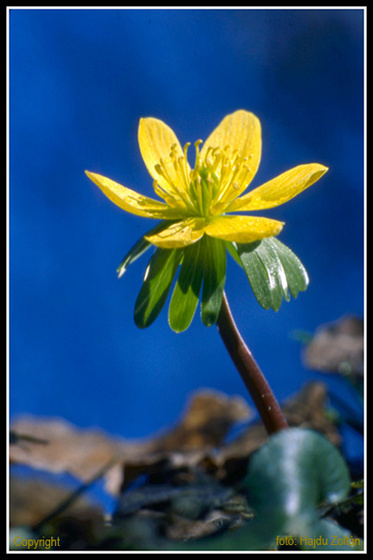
left=86, top=110, right=328, bottom=331
left=85, top=110, right=328, bottom=249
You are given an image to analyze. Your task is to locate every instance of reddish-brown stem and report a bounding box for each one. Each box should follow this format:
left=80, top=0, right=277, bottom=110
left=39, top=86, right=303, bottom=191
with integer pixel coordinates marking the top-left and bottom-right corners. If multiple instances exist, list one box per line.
left=216, top=292, right=288, bottom=435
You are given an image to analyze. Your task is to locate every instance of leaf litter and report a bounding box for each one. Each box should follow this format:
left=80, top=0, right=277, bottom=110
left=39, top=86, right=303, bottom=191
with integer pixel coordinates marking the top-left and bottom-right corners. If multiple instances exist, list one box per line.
left=9, top=317, right=364, bottom=550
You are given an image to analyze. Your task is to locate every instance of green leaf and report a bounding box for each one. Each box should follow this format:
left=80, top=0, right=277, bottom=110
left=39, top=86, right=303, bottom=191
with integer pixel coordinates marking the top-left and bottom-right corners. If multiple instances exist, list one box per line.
left=243, top=428, right=352, bottom=549
left=117, top=221, right=174, bottom=278
left=255, top=239, right=289, bottom=310
left=246, top=428, right=350, bottom=514
left=173, top=429, right=359, bottom=552
left=236, top=240, right=273, bottom=310
left=236, top=237, right=309, bottom=311
left=225, top=241, right=243, bottom=268
left=168, top=242, right=204, bottom=333
left=201, top=237, right=226, bottom=327
left=134, top=248, right=183, bottom=328
left=269, top=237, right=309, bottom=298
left=117, top=236, right=153, bottom=278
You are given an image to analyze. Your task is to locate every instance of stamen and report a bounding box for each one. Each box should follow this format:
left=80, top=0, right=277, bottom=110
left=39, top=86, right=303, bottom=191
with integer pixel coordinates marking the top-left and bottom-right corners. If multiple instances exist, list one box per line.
left=210, top=149, right=223, bottom=174
left=183, top=142, right=191, bottom=157
left=194, top=140, right=203, bottom=170
left=208, top=146, right=248, bottom=208
left=154, top=157, right=194, bottom=212
left=152, top=136, right=249, bottom=219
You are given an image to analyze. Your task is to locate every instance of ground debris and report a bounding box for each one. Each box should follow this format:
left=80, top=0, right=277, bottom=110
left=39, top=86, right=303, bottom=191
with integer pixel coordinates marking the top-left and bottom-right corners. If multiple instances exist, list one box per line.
left=9, top=382, right=360, bottom=550
left=303, top=315, right=364, bottom=379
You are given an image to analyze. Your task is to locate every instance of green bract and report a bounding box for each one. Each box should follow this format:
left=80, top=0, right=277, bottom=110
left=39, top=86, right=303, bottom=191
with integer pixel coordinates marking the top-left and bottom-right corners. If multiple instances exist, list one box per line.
left=118, top=231, right=309, bottom=332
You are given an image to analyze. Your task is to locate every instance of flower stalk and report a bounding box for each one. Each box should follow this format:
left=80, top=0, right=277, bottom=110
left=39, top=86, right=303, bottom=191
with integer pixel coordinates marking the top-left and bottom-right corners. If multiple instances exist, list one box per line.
left=217, top=291, right=288, bottom=435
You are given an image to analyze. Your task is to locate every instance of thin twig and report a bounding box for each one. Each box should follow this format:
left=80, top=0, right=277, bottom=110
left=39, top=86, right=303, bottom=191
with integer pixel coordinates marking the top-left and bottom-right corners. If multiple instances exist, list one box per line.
left=31, top=457, right=117, bottom=533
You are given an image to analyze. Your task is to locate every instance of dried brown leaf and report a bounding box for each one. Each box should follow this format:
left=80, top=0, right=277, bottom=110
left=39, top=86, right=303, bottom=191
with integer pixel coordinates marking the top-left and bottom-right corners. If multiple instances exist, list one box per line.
left=303, top=315, right=364, bottom=377
left=10, top=390, right=251, bottom=495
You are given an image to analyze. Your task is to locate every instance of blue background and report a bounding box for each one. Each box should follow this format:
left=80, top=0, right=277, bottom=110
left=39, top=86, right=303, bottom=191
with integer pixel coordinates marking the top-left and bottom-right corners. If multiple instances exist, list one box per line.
left=10, top=9, right=364, bottom=466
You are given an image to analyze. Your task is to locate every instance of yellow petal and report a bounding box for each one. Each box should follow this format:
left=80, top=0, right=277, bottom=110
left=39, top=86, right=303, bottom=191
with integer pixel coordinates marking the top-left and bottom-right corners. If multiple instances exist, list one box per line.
left=145, top=217, right=206, bottom=248
left=200, top=110, right=261, bottom=200
left=138, top=117, right=191, bottom=198
left=205, top=215, right=284, bottom=243
left=85, top=171, right=184, bottom=219
left=228, top=164, right=328, bottom=212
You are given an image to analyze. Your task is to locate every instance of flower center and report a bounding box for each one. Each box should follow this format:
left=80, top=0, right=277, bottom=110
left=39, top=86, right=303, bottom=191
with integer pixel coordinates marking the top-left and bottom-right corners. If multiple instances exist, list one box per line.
left=154, top=140, right=251, bottom=218
left=190, top=141, right=250, bottom=217
left=188, top=140, right=220, bottom=217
